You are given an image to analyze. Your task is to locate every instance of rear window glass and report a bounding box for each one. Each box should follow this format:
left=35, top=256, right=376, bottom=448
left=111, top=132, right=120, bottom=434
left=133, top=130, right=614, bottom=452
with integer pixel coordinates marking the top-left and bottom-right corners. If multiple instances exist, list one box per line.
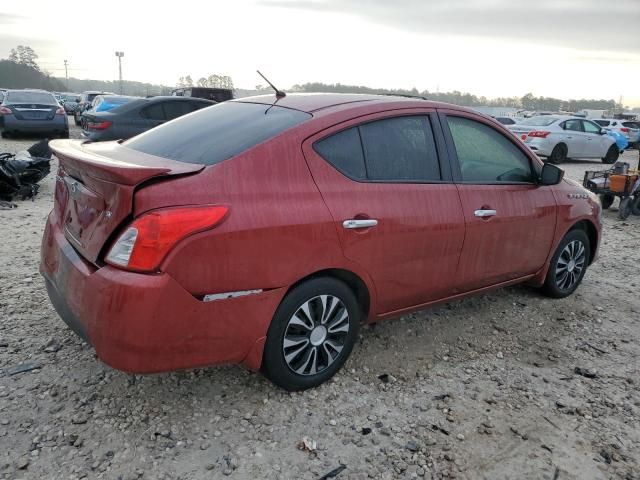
left=519, top=116, right=557, bottom=126
left=125, top=102, right=311, bottom=165
left=6, top=91, right=56, bottom=104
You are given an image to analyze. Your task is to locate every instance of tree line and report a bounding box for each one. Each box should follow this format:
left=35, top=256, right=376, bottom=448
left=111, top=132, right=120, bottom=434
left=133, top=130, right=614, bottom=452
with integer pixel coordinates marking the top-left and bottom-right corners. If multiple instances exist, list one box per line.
left=290, top=82, right=622, bottom=112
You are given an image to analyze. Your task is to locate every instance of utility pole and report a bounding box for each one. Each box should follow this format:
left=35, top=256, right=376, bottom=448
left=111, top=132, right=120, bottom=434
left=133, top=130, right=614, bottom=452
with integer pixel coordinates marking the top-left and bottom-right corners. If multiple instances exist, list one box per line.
left=115, top=51, right=124, bottom=94
left=64, top=59, right=69, bottom=91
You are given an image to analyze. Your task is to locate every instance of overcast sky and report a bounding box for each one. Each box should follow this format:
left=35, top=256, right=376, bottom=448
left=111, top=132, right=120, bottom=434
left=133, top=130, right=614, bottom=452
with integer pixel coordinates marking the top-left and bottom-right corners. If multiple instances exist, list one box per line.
left=1, top=0, right=639, bottom=105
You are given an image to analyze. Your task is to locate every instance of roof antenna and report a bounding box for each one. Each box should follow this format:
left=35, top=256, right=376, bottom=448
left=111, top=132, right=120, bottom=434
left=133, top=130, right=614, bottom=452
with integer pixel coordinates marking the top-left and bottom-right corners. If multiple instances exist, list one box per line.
left=257, top=70, right=286, bottom=98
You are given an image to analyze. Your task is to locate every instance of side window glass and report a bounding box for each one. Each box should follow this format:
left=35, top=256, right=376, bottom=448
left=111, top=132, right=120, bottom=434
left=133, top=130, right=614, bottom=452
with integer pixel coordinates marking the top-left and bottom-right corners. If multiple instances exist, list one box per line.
left=582, top=120, right=601, bottom=134
left=314, top=127, right=366, bottom=180
left=447, top=116, right=534, bottom=183
left=359, top=116, right=440, bottom=181
left=141, top=103, right=165, bottom=121
left=163, top=101, right=193, bottom=120
left=564, top=119, right=583, bottom=132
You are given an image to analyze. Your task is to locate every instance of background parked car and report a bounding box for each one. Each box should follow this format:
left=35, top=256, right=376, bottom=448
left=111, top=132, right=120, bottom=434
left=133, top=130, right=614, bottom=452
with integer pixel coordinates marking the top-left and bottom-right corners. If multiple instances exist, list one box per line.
left=81, top=95, right=214, bottom=141
left=74, top=91, right=114, bottom=126
left=593, top=119, right=640, bottom=148
left=492, top=116, right=519, bottom=125
left=86, top=95, right=139, bottom=114
left=171, top=87, right=233, bottom=102
left=508, top=116, right=618, bottom=163
left=0, top=89, right=68, bottom=138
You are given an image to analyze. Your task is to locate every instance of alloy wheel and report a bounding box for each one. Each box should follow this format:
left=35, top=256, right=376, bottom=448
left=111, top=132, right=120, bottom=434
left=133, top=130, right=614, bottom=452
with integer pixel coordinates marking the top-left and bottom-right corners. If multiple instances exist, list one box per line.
left=555, top=240, right=586, bottom=291
left=282, top=295, right=350, bottom=376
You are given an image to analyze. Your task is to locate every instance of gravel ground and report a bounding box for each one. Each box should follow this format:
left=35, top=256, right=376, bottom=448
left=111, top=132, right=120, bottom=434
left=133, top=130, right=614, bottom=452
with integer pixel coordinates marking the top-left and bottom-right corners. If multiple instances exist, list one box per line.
left=1, top=125, right=639, bottom=480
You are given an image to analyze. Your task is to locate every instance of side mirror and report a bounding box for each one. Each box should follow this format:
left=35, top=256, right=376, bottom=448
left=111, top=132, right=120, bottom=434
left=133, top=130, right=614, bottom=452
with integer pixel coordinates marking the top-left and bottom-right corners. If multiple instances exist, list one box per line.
left=600, top=129, right=607, bottom=135
left=539, top=163, right=564, bottom=186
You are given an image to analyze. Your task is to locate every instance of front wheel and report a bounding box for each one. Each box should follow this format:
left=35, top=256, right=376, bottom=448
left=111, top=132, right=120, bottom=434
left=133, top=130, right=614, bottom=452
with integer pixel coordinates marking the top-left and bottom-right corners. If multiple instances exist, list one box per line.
left=262, top=277, right=360, bottom=391
left=602, top=145, right=619, bottom=164
left=541, top=229, right=590, bottom=298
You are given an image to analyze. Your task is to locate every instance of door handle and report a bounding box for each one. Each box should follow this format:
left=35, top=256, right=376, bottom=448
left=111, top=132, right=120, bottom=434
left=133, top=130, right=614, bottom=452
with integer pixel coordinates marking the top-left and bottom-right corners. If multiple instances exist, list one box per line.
left=566, top=136, right=572, bottom=139
left=474, top=209, right=497, bottom=218
left=343, top=219, right=378, bottom=229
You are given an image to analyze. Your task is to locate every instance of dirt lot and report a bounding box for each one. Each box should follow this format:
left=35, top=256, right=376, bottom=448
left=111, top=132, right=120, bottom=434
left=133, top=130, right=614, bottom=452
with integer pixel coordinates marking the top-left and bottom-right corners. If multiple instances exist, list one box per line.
left=0, top=125, right=639, bottom=480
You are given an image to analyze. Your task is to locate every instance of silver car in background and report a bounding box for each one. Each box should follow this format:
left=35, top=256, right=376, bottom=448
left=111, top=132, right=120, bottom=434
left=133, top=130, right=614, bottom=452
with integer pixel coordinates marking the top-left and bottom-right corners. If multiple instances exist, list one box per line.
left=508, top=116, right=618, bottom=164
left=593, top=118, right=640, bottom=147
left=0, top=89, right=68, bottom=138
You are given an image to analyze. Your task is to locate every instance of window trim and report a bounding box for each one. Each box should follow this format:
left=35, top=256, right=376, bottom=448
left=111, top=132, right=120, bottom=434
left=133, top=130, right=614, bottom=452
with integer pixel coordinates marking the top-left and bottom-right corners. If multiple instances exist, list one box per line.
left=310, top=110, right=453, bottom=185
left=438, top=111, right=540, bottom=186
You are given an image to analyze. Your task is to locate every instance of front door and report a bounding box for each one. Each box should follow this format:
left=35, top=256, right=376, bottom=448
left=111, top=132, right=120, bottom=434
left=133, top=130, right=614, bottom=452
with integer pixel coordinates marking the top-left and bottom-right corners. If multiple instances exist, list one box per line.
left=560, top=118, right=586, bottom=157
left=303, top=110, right=465, bottom=314
left=582, top=119, right=610, bottom=158
left=440, top=111, right=557, bottom=292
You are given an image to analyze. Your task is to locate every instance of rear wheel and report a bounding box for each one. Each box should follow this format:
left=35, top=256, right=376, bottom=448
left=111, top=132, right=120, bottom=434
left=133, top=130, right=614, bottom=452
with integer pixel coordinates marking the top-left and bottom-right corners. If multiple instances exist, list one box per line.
left=59, top=130, right=69, bottom=139
left=602, top=145, right=619, bottom=164
left=0, top=131, right=8, bottom=139
left=599, top=194, right=615, bottom=210
left=542, top=229, right=590, bottom=298
left=618, top=197, right=632, bottom=220
left=548, top=144, right=567, bottom=164
left=262, top=277, right=360, bottom=391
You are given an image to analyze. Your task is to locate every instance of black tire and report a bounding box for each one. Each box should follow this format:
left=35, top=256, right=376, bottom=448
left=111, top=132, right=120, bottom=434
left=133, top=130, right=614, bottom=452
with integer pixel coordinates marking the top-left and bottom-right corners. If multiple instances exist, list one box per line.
left=541, top=229, right=590, bottom=299
left=631, top=195, right=640, bottom=216
left=602, top=145, right=619, bottom=164
left=60, top=130, right=69, bottom=139
left=548, top=144, right=567, bottom=164
left=262, top=277, right=361, bottom=391
left=618, top=197, right=632, bottom=220
left=0, top=131, right=8, bottom=139
left=599, top=194, right=615, bottom=210
left=74, top=113, right=81, bottom=126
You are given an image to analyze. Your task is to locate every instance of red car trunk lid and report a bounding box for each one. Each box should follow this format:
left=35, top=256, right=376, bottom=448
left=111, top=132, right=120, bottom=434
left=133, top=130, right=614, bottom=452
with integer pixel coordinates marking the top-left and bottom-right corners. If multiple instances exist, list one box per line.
left=50, top=140, right=204, bottom=263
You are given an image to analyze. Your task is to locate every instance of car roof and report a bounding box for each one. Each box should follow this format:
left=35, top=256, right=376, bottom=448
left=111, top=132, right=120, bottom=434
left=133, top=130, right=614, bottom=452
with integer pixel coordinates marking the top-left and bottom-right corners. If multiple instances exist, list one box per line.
left=232, top=92, right=459, bottom=114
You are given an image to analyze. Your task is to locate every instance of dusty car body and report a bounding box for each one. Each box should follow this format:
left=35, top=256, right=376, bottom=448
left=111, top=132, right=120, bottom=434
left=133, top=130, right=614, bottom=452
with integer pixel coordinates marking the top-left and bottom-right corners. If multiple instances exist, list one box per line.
left=41, top=93, right=601, bottom=390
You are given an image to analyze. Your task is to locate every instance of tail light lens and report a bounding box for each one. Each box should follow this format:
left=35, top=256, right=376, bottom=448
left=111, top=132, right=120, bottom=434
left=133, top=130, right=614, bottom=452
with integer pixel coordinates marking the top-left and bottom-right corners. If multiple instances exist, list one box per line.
left=0, top=106, right=11, bottom=115
left=55, top=107, right=65, bottom=115
left=528, top=131, right=551, bottom=138
left=86, top=121, right=112, bottom=130
left=620, top=127, right=629, bottom=133
left=106, top=205, right=228, bottom=272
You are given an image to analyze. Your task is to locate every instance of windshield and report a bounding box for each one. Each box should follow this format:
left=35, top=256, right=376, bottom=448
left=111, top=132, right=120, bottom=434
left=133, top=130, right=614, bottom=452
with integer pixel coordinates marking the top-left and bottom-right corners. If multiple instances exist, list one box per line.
left=125, top=101, right=311, bottom=166
left=65, top=95, right=80, bottom=102
left=518, top=116, right=558, bottom=126
left=5, top=91, right=57, bottom=104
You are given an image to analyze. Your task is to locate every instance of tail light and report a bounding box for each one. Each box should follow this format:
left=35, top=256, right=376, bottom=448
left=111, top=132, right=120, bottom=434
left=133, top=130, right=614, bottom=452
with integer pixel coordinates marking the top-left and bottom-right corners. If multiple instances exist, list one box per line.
left=55, top=107, right=65, bottom=115
left=86, top=121, right=113, bottom=130
left=105, top=205, right=229, bottom=272
left=528, top=131, right=551, bottom=138
left=620, top=127, right=629, bottom=133
left=0, top=106, right=11, bottom=115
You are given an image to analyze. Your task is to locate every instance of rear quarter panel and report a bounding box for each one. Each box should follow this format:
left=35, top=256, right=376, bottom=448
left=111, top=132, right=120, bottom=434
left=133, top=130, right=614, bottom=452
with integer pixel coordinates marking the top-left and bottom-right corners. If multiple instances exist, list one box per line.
left=132, top=132, right=377, bottom=304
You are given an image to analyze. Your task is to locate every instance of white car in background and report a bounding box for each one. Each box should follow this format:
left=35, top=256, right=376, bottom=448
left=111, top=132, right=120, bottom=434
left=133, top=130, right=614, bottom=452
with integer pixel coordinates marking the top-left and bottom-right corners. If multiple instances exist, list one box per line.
left=592, top=119, right=640, bottom=146
left=508, top=116, right=619, bottom=164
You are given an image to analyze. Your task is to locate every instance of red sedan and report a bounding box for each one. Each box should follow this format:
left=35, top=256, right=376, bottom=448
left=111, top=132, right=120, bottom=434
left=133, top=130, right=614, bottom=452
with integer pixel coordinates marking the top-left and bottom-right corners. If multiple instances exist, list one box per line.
left=41, top=93, right=601, bottom=390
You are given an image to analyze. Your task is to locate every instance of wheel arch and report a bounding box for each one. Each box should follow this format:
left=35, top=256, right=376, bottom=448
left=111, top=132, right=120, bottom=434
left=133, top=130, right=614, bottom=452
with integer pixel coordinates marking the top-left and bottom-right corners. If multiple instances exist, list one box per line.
left=569, top=219, right=598, bottom=265
left=285, top=268, right=372, bottom=322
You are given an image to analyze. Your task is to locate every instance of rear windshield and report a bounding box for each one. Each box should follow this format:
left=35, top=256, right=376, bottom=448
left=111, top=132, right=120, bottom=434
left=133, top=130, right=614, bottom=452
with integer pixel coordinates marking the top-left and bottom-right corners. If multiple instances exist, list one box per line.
left=124, top=101, right=311, bottom=165
left=593, top=120, right=609, bottom=126
left=519, top=116, right=558, bottom=126
left=5, top=91, right=56, bottom=104
left=622, top=122, right=639, bottom=128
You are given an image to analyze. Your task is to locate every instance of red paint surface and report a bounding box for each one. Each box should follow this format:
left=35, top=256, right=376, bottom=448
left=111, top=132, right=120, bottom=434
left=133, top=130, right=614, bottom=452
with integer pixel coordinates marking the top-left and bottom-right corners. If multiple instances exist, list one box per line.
left=41, top=94, right=602, bottom=374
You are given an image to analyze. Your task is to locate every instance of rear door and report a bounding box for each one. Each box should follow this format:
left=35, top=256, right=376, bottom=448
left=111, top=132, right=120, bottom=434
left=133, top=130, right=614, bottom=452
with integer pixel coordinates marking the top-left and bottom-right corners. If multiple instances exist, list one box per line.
left=439, top=111, right=557, bottom=292
left=303, top=110, right=465, bottom=314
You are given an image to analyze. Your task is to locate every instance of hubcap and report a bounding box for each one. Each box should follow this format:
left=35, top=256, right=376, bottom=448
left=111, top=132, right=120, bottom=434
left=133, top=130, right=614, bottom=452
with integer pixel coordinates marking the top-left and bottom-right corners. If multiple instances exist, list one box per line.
left=282, top=295, right=350, bottom=376
left=555, top=240, right=586, bottom=291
